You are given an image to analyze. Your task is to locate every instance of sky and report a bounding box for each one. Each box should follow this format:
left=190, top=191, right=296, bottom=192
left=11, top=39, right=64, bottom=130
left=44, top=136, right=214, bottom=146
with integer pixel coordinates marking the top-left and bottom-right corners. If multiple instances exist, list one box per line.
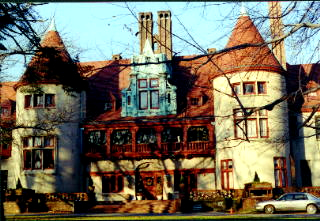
left=3, top=1, right=318, bottom=81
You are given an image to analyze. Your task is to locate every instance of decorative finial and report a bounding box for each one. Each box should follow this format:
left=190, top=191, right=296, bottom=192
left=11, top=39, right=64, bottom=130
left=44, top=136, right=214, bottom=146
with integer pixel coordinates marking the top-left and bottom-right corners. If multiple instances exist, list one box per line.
left=240, top=2, right=248, bottom=16
left=47, top=17, right=57, bottom=32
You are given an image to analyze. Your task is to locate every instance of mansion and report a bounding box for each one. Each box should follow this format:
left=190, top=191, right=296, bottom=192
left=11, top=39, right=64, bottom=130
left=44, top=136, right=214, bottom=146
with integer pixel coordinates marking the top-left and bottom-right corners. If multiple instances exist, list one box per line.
left=1, top=3, right=320, bottom=201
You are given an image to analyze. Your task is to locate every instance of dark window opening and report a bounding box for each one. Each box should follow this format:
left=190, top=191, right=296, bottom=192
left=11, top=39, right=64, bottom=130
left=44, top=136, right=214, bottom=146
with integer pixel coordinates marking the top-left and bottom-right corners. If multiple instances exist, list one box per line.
left=111, top=129, right=132, bottom=145
left=88, top=131, right=106, bottom=146
left=190, top=98, right=199, bottom=106
left=25, top=95, right=32, bottom=108
left=257, top=82, right=266, bottom=94
left=102, top=175, right=124, bottom=193
left=137, top=128, right=156, bottom=144
left=187, top=126, right=209, bottom=142
left=161, top=127, right=183, bottom=143
left=243, top=82, right=255, bottom=94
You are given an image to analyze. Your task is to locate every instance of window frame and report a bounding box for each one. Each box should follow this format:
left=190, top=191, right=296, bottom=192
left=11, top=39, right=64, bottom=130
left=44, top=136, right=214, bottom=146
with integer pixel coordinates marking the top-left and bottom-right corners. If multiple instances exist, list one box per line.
left=138, top=79, right=148, bottom=88
left=23, top=136, right=56, bottom=171
left=102, top=175, right=124, bottom=193
left=150, top=90, right=159, bottom=109
left=24, top=94, right=56, bottom=109
left=257, top=82, right=267, bottom=94
left=232, top=83, right=241, bottom=95
left=234, top=108, right=269, bottom=139
left=274, top=157, right=287, bottom=188
left=243, top=82, right=255, bottom=95
left=139, top=91, right=148, bottom=110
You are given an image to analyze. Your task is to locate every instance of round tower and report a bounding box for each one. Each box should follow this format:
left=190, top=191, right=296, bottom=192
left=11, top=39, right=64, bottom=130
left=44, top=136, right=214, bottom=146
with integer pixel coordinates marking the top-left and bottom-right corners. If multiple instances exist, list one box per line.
left=212, top=6, right=290, bottom=190
left=11, top=20, right=86, bottom=193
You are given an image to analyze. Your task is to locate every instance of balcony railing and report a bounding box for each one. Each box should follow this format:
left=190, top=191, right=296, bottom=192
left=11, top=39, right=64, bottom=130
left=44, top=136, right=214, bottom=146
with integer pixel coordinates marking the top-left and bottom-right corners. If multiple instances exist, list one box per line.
left=85, top=141, right=214, bottom=158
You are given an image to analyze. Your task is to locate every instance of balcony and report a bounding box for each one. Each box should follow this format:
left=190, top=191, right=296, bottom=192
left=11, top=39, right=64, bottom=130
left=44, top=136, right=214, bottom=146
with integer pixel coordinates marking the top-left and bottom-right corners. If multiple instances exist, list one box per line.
left=85, top=141, right=215, bottom=159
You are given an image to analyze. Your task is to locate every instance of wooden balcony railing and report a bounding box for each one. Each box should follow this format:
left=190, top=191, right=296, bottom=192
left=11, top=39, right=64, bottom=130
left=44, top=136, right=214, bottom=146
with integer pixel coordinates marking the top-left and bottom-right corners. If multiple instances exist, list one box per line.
left=111, top=144, right=133, bottom=153
left=85, top=141, right=214, bottom=158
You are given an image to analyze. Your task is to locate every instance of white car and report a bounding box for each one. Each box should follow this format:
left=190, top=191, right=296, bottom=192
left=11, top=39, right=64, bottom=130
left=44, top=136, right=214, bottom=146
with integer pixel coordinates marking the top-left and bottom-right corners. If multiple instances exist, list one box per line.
left=256, top=192, right=320, bottom=214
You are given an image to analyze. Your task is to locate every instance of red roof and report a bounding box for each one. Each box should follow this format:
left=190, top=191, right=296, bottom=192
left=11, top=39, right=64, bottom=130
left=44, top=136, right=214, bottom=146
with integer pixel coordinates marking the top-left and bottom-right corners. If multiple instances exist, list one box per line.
left=15, top=29, right=79, bottom=90
left=216, top=14, right=284, bottom=75
left=287, top=63, right=320, bottom=112
left=1, top=82, right=16, bottom=103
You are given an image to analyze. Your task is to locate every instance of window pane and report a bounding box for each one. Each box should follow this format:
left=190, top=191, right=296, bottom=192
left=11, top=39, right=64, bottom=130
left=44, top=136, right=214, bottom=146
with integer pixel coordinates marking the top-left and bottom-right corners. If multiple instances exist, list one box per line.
left=137, top=128, right=156, bottom=144
left=187, top=126, right=209, bottom=141
left=43, top=149, right=54, bottom=169
left=191, top=98, right=199, bottom=106
left=25, top=95, right=32, bottom=108
left=259, top=109, right=267, bottom=116
left=259, top=119, right=268, bottom=137
left=111, top=129, right=132, bottom=145
left=235, top=120, right=244, bottom=138
left=44, top=136, right=54, bottom=147
left=34, top=94, right=44, bottom=107
left=232, top=83, right=240, bottom=95
left=24, top=150, right=32, bottom=169
left=138, top=79, right=147, bottom=88
left=117, top=176, right=124, bottom=192
left=45, top=94, right=55, bottom=107
left=243, top=83, right=255, bottom=94
left=247, top=119, right=257, bottom=137
left=150, top=90, right=159, bottom=109
left=150, top=79, right=159, bottom=88
left=139, top=91, right=148, bottom=109
left=33, top=150, right=42, bottom=169
left=258, top=82, right=266, bottom=94
left=34, top=137, right=42, bottom=147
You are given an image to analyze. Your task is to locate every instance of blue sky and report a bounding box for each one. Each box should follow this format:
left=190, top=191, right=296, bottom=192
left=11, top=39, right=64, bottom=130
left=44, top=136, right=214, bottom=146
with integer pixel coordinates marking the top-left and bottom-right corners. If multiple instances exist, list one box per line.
left=3, top=2, right=317, bottom=81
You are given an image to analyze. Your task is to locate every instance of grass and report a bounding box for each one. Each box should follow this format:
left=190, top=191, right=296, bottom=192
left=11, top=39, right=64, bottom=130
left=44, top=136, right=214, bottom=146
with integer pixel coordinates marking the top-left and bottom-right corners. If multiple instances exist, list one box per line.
left=5, top=214, right=320, bottom=221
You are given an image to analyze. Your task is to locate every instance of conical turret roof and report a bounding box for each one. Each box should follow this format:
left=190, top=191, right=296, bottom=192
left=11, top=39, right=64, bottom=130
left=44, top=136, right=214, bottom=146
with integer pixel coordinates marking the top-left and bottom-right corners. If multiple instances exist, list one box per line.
left=15, top=21, right=85, bottom=93
left=216, top=10, right=283, bottom=74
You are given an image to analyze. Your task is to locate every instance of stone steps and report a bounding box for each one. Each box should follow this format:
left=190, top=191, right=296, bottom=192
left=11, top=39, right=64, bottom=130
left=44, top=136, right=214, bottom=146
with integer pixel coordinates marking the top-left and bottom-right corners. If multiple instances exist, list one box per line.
left=87, top=200, right=179, bottom=214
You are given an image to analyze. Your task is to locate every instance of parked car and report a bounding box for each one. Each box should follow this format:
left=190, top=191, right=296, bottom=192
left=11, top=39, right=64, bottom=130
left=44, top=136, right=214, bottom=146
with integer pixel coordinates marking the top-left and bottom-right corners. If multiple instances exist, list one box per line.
left=256, top=192, right=320, bottom=214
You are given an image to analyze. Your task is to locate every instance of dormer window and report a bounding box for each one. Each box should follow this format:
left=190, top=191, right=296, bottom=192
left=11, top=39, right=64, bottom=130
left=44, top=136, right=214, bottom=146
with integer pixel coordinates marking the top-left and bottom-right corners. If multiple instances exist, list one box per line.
left=190, top=97, right=200, bottom=106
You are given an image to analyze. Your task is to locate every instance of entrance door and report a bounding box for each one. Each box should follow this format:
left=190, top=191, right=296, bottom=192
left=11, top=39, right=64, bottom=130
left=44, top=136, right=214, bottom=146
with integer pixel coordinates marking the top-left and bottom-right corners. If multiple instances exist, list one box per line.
left=221, top=159, right=233, bottom=190
left=139, top=173, right=163, bottom=200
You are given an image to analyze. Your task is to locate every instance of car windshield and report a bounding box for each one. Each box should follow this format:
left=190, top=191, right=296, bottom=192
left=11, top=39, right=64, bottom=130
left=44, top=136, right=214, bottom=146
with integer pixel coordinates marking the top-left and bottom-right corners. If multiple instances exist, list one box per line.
left=306, top=193, right=320, bottom=200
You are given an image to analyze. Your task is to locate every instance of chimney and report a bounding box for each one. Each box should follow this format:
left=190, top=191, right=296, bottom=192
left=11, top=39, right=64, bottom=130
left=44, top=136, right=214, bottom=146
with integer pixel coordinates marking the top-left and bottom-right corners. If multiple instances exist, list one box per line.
left=139, top=12, right=153, bottom=54
left=269, top=2, right=287, bottom=70
left=156, top=11, right=172, bottom=60
left=112, top=54, right=122, bottom=60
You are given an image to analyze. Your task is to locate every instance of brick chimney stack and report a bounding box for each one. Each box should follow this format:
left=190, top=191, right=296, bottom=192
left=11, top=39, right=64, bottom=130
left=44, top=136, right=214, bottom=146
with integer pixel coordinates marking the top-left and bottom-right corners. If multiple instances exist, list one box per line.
left=269, top=2, right=287, bottom=70
left=139, top=12, right=153, bottom=54
left=155, top=10, right=172, bottom=60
